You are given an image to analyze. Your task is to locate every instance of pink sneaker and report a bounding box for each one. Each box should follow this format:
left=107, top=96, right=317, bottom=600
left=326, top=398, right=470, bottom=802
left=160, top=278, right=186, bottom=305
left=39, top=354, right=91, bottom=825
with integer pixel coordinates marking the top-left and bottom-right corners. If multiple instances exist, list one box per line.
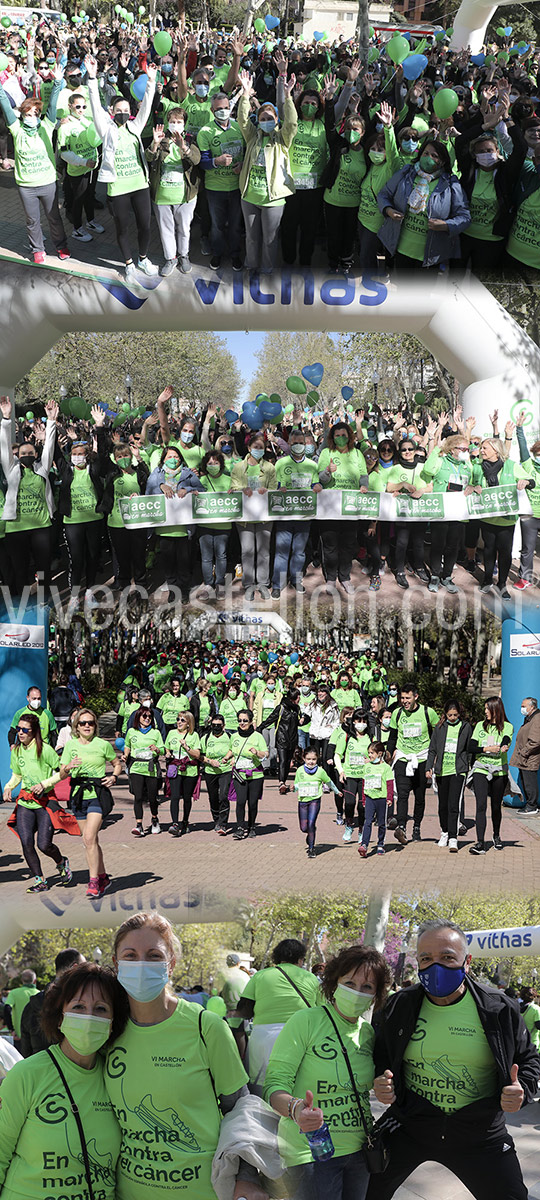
left=86, top=877, right=100, bottom=898
left=513, top=579, right=532, bottom=590
left=358, top=844, right=367, bottom=858
left=33, top=251, right=46, bottom=264
left=57, top=248, right=71, bottom=261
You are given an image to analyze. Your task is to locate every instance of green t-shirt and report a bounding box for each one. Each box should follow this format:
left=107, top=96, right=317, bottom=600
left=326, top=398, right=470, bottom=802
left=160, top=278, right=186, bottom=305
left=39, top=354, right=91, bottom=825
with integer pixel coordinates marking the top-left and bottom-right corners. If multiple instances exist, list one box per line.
left=467, top=170, right=502, bottom=242
left=359, top=758, right=394, bottom=798
left=0, top=1046, right=120, bottom=1200
left=4, top=468, right=50, bottom=533
left=385, top=462, right=428, bottom=493
left=294, top=764, right=332, bottom=801
left=3, top=985, right=39, bottom=1037
left=331, top=687, right=362, bottom=712
left=334, top=731, right=371, bottom=778
left=318, top=447, right=367, bottom=491
left=168, top=441, right=205, bottom=471
left=199, top=471, right=233, bottom=530
left=391, top=706, right=439, bottom=757
left=57, top=114, right=100, bottom=177
left=124, top=726, right=164, bottom=776
left=264, top=1005, right=375, bottom=1164
left=422, top=448, right=471, bottom=493
left=402, top=989, right=498, bottom=1113
left=440, top=720, right=466, bottom=777
left=108, top=470, right=139, bottom=528
left=522, top=1002, right=540, bottom=1051
left=10, top=705, right=56, bottom=743
left=472, top=720, right=513, bottom=775
left=217, top=695, right=244, bottom=731
left=64, top=466, right=101, bottom=524
left=56, top=82, right=90, bottom=121
left=200, top=731, right=232, bottom=775
left=507, top=187, right=540, bottom=270
left=12, top=115, right=57, bottom=187
left=242, top=963, right=321, bottom=1025
left=10, top=740, right=59, bottom=807
left=243, top=140, right=284, bottom=209
left=275, top=455, right=319, bottom=491
left=118, top=700, right=139, bottom=734
left=157, top=693, right=190, bottom=724
left=324, top=146, right=367, bottom=208
left=165, top=729, right=201, bottom=777
left=398, top=175, right=438, bottom=261
left=197, top=119, right=244, bottom=191
left=108, top=125, right=147, bottom=198
left=60, top=736, right=116, bottom=800
left=228, top=730, right=267, bottom=777
left=289, top=118, right=329, bottom=189
left=154, top=141, right=187, bottom=206
left=104, top=1001, right=247, bottom=1200
left=180, top=94, right=214, bottom=137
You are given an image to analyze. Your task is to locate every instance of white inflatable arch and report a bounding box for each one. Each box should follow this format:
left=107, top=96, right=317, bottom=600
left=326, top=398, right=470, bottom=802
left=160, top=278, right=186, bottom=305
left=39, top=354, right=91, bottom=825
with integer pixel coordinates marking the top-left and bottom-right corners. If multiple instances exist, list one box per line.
left=451, top=0, right=531, bottom=55
left=0, top=265, right=539, bottom=439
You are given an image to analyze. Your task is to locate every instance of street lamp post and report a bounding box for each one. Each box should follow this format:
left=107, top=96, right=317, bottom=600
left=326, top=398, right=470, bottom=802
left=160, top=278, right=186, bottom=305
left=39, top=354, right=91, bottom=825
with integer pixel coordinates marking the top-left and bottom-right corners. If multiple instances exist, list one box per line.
left=125, top=373, right=133, bottom=408
left=372, top=369, right=380, bottom=407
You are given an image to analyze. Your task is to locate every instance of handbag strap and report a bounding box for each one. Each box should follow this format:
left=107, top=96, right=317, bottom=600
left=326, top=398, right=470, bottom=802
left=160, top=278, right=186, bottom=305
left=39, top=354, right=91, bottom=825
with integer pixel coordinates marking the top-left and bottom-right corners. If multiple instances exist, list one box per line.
left=273, top=965, right=311, bottom=1007
left=45, top=1048, right=95, bottom=1200
left=323, top=1006, right=373, bottom=1147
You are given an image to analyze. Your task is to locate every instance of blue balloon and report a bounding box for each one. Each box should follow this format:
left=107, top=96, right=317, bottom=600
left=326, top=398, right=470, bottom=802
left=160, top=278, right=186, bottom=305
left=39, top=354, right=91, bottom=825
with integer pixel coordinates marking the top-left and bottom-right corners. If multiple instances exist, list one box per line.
left=131, top=73, right=148, bottom=101
left=115, top=737, right=125, bottom=750
left=402, top=30, right=411, bottom=39
left=225, top=409, right=239, bottom=423
left=265, top=13, right=280, bottom=28
left=402, top=53, right=428, bottom=81
left=341, top=386, right=354, bottom=401
left=290, top=652, right=299, bottom=663
left=518, top=43, right=530, bottom=54
left=268, top=651, right=277, bottom=662
left=242, top=400, right=258, bottom=413
left=245, top=411, right=263, bottom=430
left=504, top=24, right=512, bottom=34
left=301, top=362, right=324, bottom=387
left=471, top=53, right=485, bottom=65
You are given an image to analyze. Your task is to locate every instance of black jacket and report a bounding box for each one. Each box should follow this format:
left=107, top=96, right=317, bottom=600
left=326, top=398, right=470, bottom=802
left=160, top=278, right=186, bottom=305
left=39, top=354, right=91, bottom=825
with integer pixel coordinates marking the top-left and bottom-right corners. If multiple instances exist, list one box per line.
left=259, top=696, right=308, bottom=745
left=373, top=977, right=540, bottom=1144
left=426, top=719, right=472, bottom=777
left=95, top=427, right=149, bottom=516
left=455, top=119, right=528, bottom=239
left=53, top=437, right=105, bottom=519
left=19, top=989, right=48, bottom=1057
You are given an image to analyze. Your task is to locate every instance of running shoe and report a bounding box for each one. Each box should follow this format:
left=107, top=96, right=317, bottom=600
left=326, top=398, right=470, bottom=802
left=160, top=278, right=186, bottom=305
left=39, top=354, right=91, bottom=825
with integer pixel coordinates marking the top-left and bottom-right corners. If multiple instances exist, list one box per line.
left=307, top=848, right=316, bottom=859
left=137, top=256, right=158, bottom=275
left=27, top=876, right=48, bottom=892
left=358, top=844, right=367, bottom=857
left=86, top=878, right=100, bottom=898
left=169, top=822, right=180, bottom=835
left=58, top=856, right=72, bottom=885
left=342, top=826, right=353, bottom=843
left=514, top=578, right=532, bottom=590
left=448, top=839, right=458, bottom=853
left=469, top=841, right=486, bottom=855
left=132, top=824, right=145, bottom=837
left=86, top=220, right=105, bottom=233
left=151, top=820, right=161, bottom=835
left=376, top=846, right=385, bottom=855
left=98, top=873, right=112, bottom=896
left=437, top=832, right=449, bottom=847
left=33, top=251, right=46, bottom=264
left=335, top=815, right=345, bottom=825
left=394, top=826, right=408, bottom=845
left=493, top=836, right=503, bottom=850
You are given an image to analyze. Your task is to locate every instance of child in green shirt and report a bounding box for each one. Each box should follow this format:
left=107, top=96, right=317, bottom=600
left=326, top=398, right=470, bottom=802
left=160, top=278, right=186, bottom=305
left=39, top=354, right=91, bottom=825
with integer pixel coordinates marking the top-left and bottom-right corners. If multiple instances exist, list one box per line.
left=293, top=747, right=342, bottom=858
left=358, top=741, right=395, bottom=857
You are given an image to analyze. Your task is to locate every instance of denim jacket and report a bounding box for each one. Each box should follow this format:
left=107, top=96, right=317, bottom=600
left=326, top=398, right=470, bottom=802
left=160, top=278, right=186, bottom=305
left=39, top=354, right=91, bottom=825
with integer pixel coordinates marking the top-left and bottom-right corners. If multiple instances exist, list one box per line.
left=377, top=165, right=471, bottom=266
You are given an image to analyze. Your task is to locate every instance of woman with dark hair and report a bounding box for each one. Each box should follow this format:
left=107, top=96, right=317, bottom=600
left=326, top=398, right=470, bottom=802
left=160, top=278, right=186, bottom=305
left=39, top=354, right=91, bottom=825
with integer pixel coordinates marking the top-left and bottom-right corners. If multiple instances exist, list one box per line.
left=426, top=699, right=472, bottom=853
left=224, top=709, right=267, bottom=838
left=164, top=710, right=201, bottom=837
left=96, top=431, right=149, bottom=592
left=59, top=707, right=122, bottom=898
left=0, top=396, right=58, bottom=596
left=457, top=120, right=527, bottom=273
left=198, top=449, right=232, bottom=599
left=469, top=697, right=514, bottom=855
left=3, top=713, right=74, bottom=893
left=317, top=422, right=368, bottom=593
left=259, top=688, right=310, bottom=796
left=236, top=937, right=322, bottom=1092
left=265, top=944, right=392, bottom=1200
left=334, top=707, right=371, bottom=844
left=55, top=404, right=108, bottom=593
left=385, top=439, right=432, bottom=589
left=322, top=108, right=366, bottom=274
left=0, top=962, right=128, bottom=1200
left=306, top=684, right=341, bottom=772
left=199, top=711, right=232, bottom=833
left=123, top=707, right=165, bottom=838
left=281, top=87, right=329, bottom=267
left=156, top=676, right=190, bottom=734
left=378, top=137, right=470, bottom=270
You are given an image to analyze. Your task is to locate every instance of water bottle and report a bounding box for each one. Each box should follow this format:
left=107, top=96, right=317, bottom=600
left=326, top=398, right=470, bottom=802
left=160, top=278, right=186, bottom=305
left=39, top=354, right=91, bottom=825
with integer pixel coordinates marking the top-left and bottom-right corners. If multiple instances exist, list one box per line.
left=305, top=1122, right=335, bottom=1161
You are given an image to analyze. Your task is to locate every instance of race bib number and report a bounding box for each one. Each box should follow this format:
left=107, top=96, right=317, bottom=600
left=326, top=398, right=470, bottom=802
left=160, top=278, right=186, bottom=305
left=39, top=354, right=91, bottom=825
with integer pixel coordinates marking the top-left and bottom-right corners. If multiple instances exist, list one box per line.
left=403, top=722, right=422, bottom=739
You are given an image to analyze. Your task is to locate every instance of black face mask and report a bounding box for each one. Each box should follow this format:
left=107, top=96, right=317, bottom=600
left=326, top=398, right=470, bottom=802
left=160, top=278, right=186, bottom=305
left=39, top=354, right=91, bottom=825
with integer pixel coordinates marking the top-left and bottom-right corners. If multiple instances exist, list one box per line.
left=68, top=75, right=82, bottom=87
left=211, top=725, right=224, bottom=734
left=19, top=454, right=36, bottom=468
left=114, top=111, right=130, bottom=126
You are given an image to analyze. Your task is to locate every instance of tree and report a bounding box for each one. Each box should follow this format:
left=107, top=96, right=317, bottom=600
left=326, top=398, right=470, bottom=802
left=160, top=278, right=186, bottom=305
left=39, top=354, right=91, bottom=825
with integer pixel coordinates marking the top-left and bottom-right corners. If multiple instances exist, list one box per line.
left=17, top=331, right=243, bottom=413
left=250, top=332, right=346, bottom=409
left=339, top=331, right=454, bottom=408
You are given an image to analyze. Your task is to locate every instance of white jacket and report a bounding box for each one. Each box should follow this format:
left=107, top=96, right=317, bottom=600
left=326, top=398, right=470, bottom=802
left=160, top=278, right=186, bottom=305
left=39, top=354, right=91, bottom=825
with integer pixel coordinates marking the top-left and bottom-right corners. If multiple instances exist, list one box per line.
left=306, top=700, right=340, bottom=740
left=211, top=1094, right=282, bottom=1200
left=0, top=417, right=56, bottom=522
left=87, top=75, right=156, bottom=185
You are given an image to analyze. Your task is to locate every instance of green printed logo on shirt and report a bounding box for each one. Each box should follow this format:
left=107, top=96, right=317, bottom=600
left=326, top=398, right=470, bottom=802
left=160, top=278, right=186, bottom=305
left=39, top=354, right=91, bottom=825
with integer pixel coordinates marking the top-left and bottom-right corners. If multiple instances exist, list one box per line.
left=268, top=490, right=317, bottom=517
left=192, top=492, right=243, bottom=520
left=466, top=486, right=519, bottom=519
left=120, top=495, right=167, bottom=525
left=341, top=492, right=380, bottom=518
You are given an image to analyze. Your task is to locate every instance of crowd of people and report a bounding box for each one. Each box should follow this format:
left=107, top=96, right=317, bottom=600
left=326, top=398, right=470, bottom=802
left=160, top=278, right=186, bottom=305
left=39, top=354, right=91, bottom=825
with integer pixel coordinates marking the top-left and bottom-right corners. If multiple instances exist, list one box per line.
left=1, top=387, right=539, bottom=602
left=2, top=638, right=539, bottom=894
left=0, top=914, right=538, bottom=1200
left=2, top=15, right=540, bottom=278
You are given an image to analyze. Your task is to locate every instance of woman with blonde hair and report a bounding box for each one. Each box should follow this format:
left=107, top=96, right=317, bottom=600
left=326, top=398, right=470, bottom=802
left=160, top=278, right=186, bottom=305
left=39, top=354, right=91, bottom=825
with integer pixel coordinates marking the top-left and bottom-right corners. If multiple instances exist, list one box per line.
left=60, top=707, right=122, bottom=898
left=477, top=433, right=533, bottom=598
left=164, top=710, right=201, bottom=836
left=421, top=431, right=478, bottom=594
left=107, top=912, right=266, bottom=1200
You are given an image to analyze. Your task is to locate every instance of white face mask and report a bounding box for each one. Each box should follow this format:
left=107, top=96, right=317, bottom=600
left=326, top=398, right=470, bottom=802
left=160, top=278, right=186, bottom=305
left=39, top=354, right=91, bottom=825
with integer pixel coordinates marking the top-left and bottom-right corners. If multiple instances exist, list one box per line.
left=521, top=705, right=529, bottom=716
left=141, top=700, right=152, bottom=708
left=28, top=698, right=41, bottom=710
left=355, top=722, right=367, bottom=733
left=168, top=123, right=184, bottom=135
left=72, top=455, right=86, bottom=467
left=23, top=115, right=40, bottom=129
left=476, top=150, right=498, bottom=167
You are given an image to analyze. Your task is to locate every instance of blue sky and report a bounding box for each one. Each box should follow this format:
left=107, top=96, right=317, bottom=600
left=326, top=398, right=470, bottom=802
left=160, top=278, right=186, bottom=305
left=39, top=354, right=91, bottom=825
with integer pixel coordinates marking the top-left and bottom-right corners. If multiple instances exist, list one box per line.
left=215, top=330, right=266, bottom=403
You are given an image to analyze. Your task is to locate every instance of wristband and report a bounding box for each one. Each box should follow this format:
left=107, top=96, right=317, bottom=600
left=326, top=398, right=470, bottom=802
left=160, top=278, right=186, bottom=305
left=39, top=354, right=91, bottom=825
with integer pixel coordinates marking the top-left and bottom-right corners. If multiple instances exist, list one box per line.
left=291, top=1097, right=303, bottom=1123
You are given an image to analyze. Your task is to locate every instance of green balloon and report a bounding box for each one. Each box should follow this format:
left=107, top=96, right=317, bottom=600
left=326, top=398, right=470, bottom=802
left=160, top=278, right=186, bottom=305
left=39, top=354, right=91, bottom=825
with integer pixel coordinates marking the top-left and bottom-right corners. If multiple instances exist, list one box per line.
left=70, top=396, right=87, bottom=418
left=518, top=40, right=528, bottom=49
left=115, top=4, right=122, bottom=10
left=85, top=124, right=101, bottom=148
left=206, top=640, right=213, bottom=649
left=432, top=87, right=459, bottom=119
left=414, top=391, right=426, bottom=403
left=1, top=16, right=12, bottom=27
left=206, top=996, right=226, bottom=1016
left=138, top=4, right=145, bottom=10
left=254, top=17, right=265, bottom=32
left=386, top=34, right=410, bottom=64
left=497, top=51, right=509, bottom=63
left=126, top=12, right=134, bottom=23
left=285, top=656, right=291, bottom=665
left=508, top=45, right=519, bottom=55
left=60, top=11, right=67, bottom=18
left=0, top=53, right=8, bottom=71
left=368, top=47, right=379, bottom=63
left=434, top=29, right=445, bottom=41
left=153, top=30, right=172, bottom=55
left=286, top=375, right=307, bottom=395
left=262, top=638, right=268, bottom=646
left=306, top=390, right=319, bottom=407
left=255, top=392, right=269, bottom=406
left=60, top=396, right=71, bottom=415
left=284, top=403, right=294, bottom=413
left=259, top=650, right=268, bottom=662
left=79, top=8, right=86, bottom=14
left=269, top=393, right=282, bottom=404
left=25, top=410, right=34, bottom=419
left=496, top=25, right=506, bottom=35
left=122, top=402, right=131, bottom=412
left=369, top=25, right=374, bottom=36
left=485, top=54, right=495, bottom=64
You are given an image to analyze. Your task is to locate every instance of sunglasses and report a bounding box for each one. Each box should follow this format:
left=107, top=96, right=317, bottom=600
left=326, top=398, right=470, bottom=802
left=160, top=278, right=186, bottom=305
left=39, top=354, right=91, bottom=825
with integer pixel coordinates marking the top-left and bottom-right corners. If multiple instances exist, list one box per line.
left=73, top=103, right=86, bottom=109
left=79, top=720, right=96, bottom=727
left=16, top=726, right=32, bottom=733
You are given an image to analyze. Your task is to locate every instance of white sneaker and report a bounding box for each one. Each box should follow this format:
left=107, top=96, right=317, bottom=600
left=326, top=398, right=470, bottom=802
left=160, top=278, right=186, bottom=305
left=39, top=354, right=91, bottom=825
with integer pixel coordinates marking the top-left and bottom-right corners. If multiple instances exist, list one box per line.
left=342, top=826, right=353, bottom=843
left=340, top=580, right=355, bottom=594
left=448, top=838, right=458, bottom=852
left=125, top=262, right=139, bottom=283
left=86, top=220, right=105, bottom=233
left=437, top=832, right=449, bottom=847
left=137, top=256, right=158, bottom=276
left=72, top=227, right=92, bottom=242
left=151, top=821, right=161, bottom=835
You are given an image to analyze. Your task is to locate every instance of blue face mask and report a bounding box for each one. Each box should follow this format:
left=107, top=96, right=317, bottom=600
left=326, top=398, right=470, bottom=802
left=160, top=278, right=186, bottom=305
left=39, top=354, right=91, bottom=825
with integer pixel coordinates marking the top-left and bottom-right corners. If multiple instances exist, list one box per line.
left=180, top=430, right=194, bottom=444
left=195, top=82, right=209, bottom=97
left=305, top=443, right=316, bottom=456
left=259, top=118, right=276, bottom=133
left=117, top=960, right=170, bottom=1003
left=250, top=446, right=264, bottom=460
left=304, top=764, right=318, bottom=774
left=418, top=960, right=467, bottom=998
left=402, top=139, right=418, bottom=153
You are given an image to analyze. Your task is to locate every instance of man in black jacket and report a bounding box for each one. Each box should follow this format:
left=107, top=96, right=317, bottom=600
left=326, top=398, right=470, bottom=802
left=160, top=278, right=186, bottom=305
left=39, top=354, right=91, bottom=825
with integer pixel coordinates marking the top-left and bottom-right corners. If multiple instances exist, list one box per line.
left=367, top=918, right=540, bottom=1200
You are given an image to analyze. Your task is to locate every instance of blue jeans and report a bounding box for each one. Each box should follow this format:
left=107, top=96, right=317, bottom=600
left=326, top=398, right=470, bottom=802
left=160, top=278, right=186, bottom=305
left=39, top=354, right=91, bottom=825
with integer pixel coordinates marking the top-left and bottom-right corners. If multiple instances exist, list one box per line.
left=199, top=531, right=229, bottom=586
left=298, top=729, right=310, bottom=750
left=272, top=521, right=311, bottom=588
left=207, top=188, right=243, bottom=258
left=287, top=1149, right=370, bottom=1200
left=361, top=795, right=387, bottom=849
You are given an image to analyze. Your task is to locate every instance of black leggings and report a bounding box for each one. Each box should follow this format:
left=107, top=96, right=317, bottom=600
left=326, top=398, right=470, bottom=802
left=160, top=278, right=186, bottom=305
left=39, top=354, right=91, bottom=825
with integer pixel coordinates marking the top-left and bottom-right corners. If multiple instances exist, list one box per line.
left=4, top=528, right=52, bottom=595
left=436, top=774, right=465, bottom=838
left=277, top=740, right=295, bottom=785
left=169, top=775, right=197, bottom=826
left=16, top=804, right=63, bottom=876
left=480, top=522, right=514, bottom=589
left=343, top=777, right=364, bottom=828
left=64, top=169, right=97, bottom=227
left=235, top=776, right=264, bottom=830
left=109, top=526, right=147, bottom=589
left=394, top=522, right=426, bottom=576
left=109, top=187, right=152, bottom=263
left=281, top=187, right=324, bottom=266
left=472, top=772, right=506, bottom=842
left=159, top=536, right=192, bottom=598
left=64, top=521, right=103, bottom=589
left=129, top=773, right=160, bottom=821
left=430, top=520, right=462, bottom=579
left=365, top=1124, right=526, bottom=1200
left=204, top=772, right=231, bottom=826
left=298, top=799, right=320, bottom=850
left=321, top=519, right=359, bottom=583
